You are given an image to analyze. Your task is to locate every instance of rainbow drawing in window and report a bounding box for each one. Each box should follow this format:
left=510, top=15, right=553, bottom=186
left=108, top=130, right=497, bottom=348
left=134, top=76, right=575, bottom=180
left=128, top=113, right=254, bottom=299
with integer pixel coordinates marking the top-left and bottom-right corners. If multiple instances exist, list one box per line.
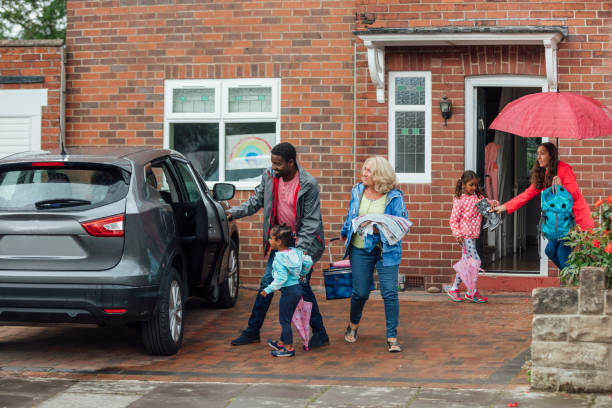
left=226, top=134, right=274, bottom=170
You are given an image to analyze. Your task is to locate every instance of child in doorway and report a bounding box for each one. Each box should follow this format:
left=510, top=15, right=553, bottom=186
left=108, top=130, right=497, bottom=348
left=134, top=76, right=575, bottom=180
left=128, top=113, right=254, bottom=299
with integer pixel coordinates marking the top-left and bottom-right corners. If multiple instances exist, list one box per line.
left=447, top=170, right=498, bottom=303
left=260, top=224, right=313, bottom=357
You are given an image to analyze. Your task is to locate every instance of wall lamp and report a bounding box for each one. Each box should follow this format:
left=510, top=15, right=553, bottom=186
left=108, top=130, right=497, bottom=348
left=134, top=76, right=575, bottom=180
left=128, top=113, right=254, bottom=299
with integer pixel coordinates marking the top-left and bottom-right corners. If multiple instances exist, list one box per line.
left=439, top=96, right=452, bottom=127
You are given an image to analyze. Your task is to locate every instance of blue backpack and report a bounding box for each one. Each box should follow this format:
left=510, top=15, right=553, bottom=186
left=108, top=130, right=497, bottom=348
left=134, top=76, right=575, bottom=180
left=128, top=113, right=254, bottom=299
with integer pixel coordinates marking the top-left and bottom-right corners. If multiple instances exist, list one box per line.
left=541, top=186, right=574, bottom=240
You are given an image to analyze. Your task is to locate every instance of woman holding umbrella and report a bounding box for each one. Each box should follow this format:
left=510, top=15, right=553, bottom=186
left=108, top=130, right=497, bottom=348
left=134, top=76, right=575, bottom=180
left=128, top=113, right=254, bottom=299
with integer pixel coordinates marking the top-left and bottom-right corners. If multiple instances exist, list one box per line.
left=492, top=142, right=593, bottom=270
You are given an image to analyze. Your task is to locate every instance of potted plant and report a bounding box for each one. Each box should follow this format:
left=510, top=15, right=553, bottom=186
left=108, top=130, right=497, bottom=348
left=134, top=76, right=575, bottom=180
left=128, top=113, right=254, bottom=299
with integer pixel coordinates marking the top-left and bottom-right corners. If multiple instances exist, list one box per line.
left=561, top=196, right=612, bottom=287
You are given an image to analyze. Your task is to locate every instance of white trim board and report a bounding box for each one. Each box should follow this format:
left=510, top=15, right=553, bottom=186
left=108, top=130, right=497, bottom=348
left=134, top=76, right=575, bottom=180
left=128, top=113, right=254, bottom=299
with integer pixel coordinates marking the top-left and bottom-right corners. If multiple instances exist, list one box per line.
left=358, top=31, right=563, bottom=102
left=0, top=89, right=47, bottom=115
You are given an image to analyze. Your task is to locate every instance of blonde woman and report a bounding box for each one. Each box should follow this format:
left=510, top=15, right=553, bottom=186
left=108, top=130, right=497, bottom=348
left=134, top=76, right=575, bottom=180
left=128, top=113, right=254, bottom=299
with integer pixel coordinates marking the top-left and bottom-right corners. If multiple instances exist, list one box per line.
left=340, top=156, right=408, bottom=352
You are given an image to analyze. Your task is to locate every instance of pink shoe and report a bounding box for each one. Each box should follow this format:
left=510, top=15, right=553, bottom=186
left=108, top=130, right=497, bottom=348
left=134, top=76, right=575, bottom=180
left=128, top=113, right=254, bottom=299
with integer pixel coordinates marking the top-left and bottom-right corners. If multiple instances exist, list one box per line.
left=446, top=289, right=463, bottom=302
left=465, top=291, right=487, bottom=303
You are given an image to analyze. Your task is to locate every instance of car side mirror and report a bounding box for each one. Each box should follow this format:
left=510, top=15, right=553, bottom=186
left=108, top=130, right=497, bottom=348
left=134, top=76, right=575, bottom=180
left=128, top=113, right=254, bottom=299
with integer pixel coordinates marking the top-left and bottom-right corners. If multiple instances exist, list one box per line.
left=213, top=183, right=235, bottom=201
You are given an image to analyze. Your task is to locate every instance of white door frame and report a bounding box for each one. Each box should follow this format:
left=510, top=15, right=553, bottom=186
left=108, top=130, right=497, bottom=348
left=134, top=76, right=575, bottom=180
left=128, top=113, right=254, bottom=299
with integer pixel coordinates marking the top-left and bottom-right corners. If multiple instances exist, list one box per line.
left=464, top=75, right=549, bottom=276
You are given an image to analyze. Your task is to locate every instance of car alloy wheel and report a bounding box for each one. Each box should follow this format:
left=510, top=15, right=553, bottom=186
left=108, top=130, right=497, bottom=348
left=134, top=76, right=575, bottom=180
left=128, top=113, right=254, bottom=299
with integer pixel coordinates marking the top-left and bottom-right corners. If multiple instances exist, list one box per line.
left=169, top=279, right=183, bottom=343
left=226, top=246, right=238, bottom=300
left=214, top=240, right=240, bottom=308
left=141, top=267, right=184, bottom=355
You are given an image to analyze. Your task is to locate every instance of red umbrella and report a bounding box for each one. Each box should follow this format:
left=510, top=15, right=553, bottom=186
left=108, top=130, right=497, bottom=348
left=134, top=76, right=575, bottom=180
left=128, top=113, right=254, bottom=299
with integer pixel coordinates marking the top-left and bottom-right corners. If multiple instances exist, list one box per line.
left=490, top=91, right=612, bottom=140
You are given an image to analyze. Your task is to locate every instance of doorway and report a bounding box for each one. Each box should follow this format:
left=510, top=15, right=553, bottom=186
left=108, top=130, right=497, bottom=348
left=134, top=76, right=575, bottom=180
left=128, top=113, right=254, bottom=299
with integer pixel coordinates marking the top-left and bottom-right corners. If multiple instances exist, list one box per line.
left=477, top=86, right=541, bottom=273
left=465, top=76, right=548, bottom=275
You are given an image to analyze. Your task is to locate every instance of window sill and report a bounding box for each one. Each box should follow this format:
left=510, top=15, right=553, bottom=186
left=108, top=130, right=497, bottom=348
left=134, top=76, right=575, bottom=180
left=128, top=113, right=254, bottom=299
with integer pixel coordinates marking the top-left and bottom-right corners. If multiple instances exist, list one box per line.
left=397, top=175, right=431, bottom=184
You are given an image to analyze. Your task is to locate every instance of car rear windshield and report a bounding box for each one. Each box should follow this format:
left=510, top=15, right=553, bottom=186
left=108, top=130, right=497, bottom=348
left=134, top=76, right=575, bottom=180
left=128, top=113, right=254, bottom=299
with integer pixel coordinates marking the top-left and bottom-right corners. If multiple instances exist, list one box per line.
left=0, top=163, right=130, bottom=211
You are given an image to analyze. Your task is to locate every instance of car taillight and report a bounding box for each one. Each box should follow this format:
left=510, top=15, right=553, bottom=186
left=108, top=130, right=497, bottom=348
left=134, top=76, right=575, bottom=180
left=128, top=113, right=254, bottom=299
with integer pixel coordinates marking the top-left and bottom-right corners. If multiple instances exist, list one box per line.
left=81, top=214, right=124, bottom=237
left=32, top=162, right=64, bottom=167
left=104, top=309, right=127, bottom=314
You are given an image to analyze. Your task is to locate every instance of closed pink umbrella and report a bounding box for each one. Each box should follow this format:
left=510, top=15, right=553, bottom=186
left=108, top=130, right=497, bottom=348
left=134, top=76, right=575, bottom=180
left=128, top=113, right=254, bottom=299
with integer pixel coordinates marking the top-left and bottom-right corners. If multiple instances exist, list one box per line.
left=490, top=91, right=612, bottom=140
left=292, top=297, right=312, bottom=350
left=452, top=250, right=483, bottom=295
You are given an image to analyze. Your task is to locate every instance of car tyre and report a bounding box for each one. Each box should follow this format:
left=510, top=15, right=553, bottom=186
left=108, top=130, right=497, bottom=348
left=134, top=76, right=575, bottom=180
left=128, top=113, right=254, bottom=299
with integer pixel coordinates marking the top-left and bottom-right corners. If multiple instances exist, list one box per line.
left=142, top=267, right=184, bottom=355
left=214, top=240, right=239, bottom=308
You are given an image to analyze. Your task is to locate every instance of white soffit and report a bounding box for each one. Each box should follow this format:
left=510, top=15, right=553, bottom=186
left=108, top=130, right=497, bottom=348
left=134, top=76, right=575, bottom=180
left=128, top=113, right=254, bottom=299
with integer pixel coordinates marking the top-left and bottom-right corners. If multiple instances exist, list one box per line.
left=356, top=27, right=567, bottom=102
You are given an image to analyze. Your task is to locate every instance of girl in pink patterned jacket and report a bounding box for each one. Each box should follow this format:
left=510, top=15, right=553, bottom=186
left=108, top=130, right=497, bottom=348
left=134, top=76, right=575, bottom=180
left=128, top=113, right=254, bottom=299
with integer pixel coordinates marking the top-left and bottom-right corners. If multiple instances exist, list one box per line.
left=447, top=171, right=498, bottom=303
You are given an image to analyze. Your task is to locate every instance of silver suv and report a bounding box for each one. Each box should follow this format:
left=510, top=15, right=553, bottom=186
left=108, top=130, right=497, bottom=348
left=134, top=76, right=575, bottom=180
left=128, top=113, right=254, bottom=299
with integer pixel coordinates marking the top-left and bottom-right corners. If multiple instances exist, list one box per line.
left=0, top=148, right=239, bottom=355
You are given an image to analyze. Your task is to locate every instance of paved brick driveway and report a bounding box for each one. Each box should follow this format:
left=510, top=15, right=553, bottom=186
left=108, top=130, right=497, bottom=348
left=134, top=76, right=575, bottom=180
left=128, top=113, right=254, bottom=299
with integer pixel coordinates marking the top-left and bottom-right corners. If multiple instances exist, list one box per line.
left=0, top=289, right=533, bottom=389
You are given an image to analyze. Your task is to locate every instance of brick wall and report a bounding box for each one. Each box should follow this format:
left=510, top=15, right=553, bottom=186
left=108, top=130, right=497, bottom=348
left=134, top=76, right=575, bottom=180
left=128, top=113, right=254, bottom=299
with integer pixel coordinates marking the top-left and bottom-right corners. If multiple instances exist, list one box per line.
left=65, top=1, right=611, bottom=288
left=357, top=44, right=553, bottom=286
left=0, top=40, right=64, bottom=150
left=65, top=0, right=357, bottom=286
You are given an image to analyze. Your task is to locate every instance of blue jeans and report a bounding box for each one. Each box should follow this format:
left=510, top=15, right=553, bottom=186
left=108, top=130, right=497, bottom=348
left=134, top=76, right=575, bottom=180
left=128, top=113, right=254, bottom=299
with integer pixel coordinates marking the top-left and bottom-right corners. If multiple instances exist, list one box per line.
left=545, top=238, right=572, bottom=270
left=278, top=284, right=302, bottom=345
left=349, top=245, right=399, bottom=339
left=244, top=250, right=327, bottom=336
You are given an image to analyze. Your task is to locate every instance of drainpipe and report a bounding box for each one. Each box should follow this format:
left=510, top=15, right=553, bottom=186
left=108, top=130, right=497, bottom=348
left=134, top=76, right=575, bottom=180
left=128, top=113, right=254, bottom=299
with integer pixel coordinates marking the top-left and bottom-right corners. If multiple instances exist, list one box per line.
left=59, top=43, right=66, bottom=155
left=353, top=41, right=357, bottom=185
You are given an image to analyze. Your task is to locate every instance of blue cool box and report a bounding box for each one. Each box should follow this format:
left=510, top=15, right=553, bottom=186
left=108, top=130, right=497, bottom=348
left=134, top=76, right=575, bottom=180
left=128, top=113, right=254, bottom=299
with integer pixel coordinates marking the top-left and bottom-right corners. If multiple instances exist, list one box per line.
left=322, top=267, right=375, bottom=300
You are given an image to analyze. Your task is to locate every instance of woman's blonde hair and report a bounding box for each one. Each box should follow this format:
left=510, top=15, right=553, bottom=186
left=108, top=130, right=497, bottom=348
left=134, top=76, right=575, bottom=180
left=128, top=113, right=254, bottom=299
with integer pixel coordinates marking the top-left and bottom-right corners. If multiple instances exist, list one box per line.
left=363, top=156, right=398, bottom=194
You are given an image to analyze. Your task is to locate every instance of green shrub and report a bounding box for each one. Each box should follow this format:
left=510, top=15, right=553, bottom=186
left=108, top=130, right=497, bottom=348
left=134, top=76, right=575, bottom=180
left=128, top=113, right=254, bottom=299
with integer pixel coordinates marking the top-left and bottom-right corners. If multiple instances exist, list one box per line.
left=561, top=196, right=611, bottom=287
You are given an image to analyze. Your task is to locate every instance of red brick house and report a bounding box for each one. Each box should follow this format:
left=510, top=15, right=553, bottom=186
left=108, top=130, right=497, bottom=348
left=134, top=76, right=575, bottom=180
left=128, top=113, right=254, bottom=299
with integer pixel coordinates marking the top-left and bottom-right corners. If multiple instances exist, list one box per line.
left=61, top=1, right=610, bottom=291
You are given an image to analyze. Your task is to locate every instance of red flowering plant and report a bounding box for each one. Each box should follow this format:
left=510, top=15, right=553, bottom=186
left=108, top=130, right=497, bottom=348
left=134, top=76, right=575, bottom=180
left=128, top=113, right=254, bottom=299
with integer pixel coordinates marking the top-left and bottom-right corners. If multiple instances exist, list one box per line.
left=561, top=196, right=612, bottom=287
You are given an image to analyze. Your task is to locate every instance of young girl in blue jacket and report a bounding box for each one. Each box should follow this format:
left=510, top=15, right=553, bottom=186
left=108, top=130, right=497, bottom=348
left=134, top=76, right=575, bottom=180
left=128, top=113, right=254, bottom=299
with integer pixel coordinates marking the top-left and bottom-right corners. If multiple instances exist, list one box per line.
left=340, top=156, right=408, bottom=352
left=261, top=224, right=312, bottom=357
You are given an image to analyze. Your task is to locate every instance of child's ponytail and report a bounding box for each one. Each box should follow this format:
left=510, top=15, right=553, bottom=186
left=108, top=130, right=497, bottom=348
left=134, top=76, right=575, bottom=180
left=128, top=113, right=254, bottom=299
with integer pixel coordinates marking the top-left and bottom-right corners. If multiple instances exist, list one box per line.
left=454, top=178, right=463, bottom=198
left=270, top=224, right=293, bottom=248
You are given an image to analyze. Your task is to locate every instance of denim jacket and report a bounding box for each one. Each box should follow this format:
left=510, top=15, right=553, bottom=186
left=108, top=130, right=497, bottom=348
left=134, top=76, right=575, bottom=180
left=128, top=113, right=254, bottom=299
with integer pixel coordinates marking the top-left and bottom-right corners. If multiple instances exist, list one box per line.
left=340, top=183, right=408, bottom=266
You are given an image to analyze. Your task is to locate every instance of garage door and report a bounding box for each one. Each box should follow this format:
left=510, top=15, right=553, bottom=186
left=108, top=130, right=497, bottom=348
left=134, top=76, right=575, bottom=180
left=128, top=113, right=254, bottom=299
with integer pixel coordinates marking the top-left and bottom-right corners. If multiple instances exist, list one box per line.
left=0, top=89, right=47, bottom=158
left=0, top=116, right=35, bottom=157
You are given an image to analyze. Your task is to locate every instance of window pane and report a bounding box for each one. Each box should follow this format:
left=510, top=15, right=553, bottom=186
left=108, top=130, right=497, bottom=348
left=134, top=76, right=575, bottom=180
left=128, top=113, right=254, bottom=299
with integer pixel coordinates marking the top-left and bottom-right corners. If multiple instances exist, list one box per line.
left=225, top=122, right=275, bottom=182
left=415, top=154, right=425, bottom=173
left=395, top=111, right=425, bottom=174
left=0, top=165, right=128, bottom=211
left=395, top=77, right=425, bottom=105
left=228, top=87, right=272, bottom=113
left=170, top=123, right=219, bottom=181
left=147, top=163, right=180, bottom=204
left=175, top=161, right=201, bottom=203
left=173, top=88, right=215, bottom=113
left=526, top=137, right=542, bottom=174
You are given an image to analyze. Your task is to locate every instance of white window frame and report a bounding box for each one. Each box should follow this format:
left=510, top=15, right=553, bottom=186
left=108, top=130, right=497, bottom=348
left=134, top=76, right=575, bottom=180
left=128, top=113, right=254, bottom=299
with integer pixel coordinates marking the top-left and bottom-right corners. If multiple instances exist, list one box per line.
left=222, top=78, right=279, bottom=119
left=164, top=79, right=221, bottom=119
left=164, top=78, right=280, bottom=190
left=388, top=71, right=432, bottom=184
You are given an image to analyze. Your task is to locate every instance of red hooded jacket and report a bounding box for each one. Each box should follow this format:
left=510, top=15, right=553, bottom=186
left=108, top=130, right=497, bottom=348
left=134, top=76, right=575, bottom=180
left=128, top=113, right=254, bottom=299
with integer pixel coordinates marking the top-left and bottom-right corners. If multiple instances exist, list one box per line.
left=504, top=161, right=594, bottom=231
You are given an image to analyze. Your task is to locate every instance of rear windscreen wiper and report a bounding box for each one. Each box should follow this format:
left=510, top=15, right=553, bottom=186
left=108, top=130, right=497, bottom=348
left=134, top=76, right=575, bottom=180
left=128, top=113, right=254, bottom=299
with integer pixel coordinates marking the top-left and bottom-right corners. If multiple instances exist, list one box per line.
left=35, top=198, right=92, bottom=209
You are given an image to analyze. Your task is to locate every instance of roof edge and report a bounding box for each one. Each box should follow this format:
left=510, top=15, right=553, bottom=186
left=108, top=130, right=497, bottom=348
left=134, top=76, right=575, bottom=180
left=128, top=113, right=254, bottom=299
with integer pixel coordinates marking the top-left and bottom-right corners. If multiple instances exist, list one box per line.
left=354, top=26, right=568, bottom=37
left=0, top=39, right=64, bottom=47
